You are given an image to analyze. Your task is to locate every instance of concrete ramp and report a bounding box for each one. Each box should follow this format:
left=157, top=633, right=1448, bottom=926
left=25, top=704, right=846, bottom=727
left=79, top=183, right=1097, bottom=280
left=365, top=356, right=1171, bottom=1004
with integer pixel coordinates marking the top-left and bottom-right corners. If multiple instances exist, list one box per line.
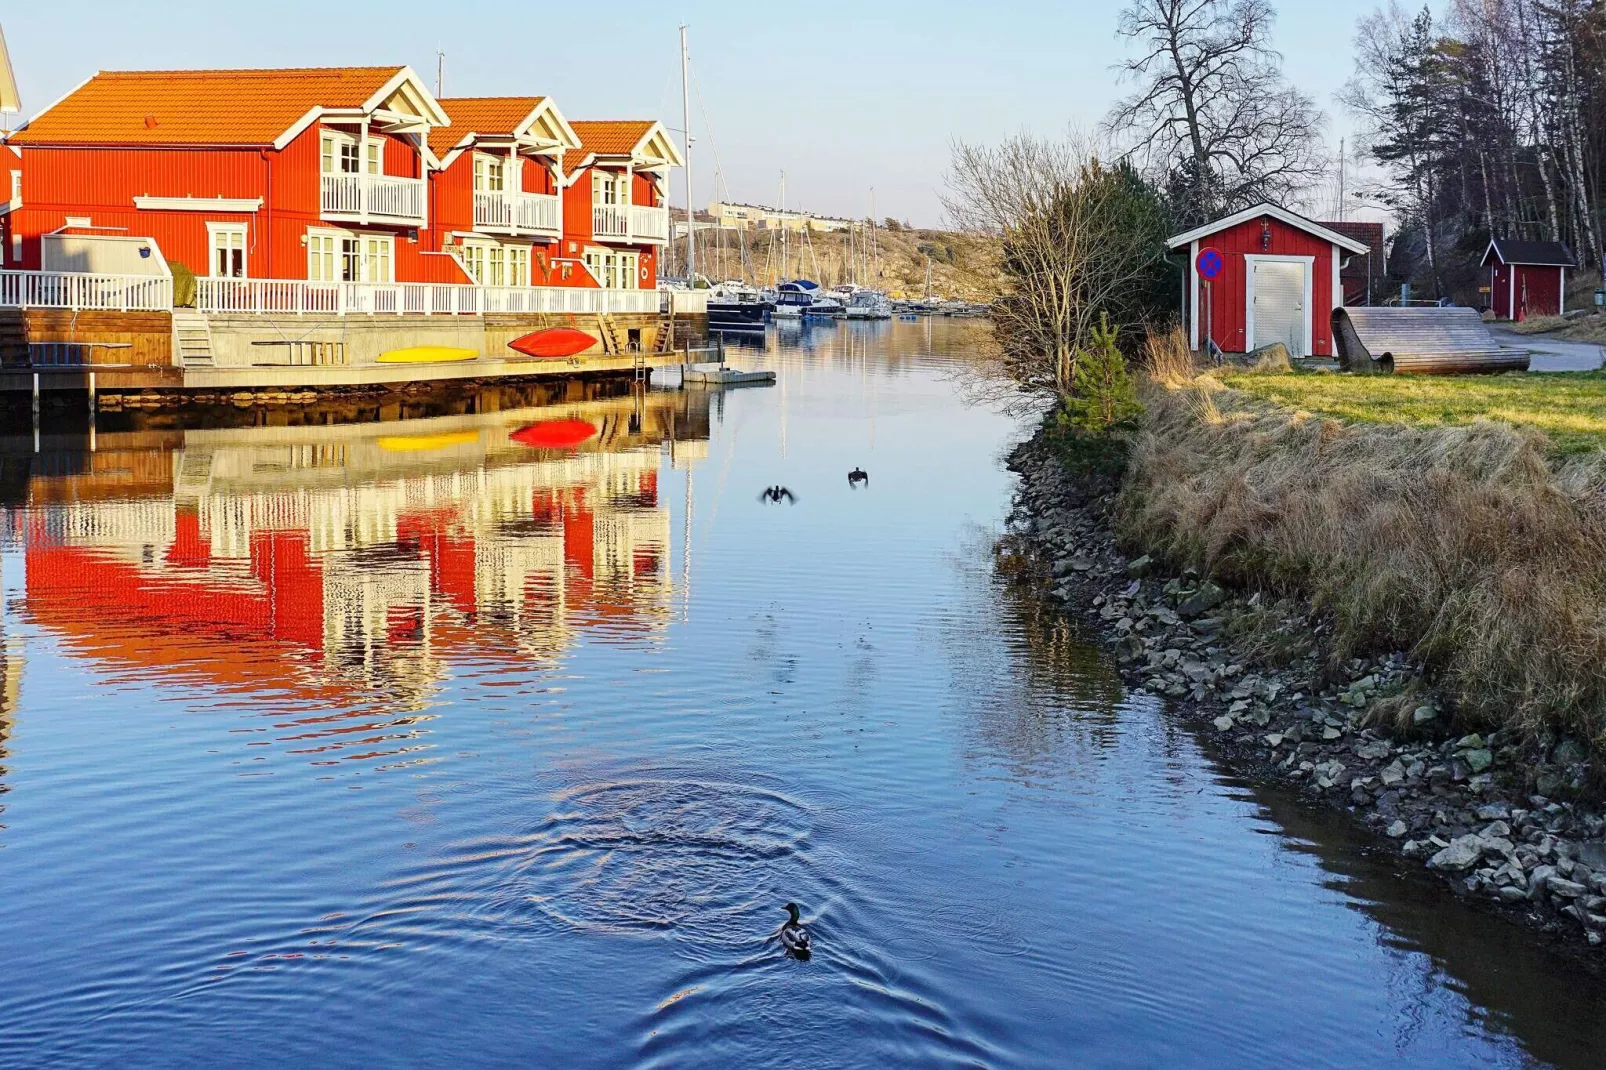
left=1332, top=307, right=1530, bottom=374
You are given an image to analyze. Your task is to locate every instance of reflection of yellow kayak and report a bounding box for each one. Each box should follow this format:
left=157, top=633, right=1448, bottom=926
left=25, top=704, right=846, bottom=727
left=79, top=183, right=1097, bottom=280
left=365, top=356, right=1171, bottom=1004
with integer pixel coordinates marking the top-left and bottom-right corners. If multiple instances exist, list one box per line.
left=377, top=430, right=480, bottom=453
left=376, top=346, right=478, bottom=364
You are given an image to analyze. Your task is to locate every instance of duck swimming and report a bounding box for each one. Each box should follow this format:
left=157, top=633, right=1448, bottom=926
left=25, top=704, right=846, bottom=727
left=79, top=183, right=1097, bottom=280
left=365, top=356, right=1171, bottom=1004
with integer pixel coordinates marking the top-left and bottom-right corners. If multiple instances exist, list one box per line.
left=759, top=486, right=797, bottom=504
left=780, top=902, right=812, bottom=958
left=848, top=467, right=868, bottom=488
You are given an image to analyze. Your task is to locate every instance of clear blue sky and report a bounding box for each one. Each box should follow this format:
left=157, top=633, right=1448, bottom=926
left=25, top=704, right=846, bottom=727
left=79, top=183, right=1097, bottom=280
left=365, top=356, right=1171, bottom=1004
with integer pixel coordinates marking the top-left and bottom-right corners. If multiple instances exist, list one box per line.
left=5, top=1, right=1410, bottom=226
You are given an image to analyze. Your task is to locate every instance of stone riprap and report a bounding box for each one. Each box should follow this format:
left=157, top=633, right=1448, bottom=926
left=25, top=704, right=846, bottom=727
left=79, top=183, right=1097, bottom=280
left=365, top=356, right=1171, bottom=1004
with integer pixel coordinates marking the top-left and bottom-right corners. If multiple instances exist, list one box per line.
left=1006, top=432, right=1606, bottom=960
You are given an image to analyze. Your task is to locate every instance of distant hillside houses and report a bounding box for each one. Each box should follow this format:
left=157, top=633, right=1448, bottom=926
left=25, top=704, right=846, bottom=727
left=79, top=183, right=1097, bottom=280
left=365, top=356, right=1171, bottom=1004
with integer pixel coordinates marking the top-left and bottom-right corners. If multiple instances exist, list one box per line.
left=708, top=202, right=861, bottom=234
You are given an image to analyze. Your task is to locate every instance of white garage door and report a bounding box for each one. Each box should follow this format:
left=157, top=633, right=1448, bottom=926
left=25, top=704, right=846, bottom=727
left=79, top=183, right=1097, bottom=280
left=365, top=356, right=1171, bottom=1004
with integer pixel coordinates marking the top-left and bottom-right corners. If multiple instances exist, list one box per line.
left=1252, top=260, right=1307, bottom=356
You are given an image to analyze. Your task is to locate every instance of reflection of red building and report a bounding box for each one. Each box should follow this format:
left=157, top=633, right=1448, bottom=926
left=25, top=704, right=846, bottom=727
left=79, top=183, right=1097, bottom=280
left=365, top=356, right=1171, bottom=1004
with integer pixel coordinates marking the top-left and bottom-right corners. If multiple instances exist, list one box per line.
left=11, top=397, right=701, bottom=742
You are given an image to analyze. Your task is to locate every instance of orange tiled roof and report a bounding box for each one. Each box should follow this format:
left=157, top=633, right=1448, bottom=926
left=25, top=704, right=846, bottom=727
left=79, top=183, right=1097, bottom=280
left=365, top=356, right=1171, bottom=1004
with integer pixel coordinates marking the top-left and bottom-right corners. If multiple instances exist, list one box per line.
left=9, top=67, right=407, bottom=147
left=429, top=96, right=548, bottom=158
left=563, top=120, right=655, bottom=172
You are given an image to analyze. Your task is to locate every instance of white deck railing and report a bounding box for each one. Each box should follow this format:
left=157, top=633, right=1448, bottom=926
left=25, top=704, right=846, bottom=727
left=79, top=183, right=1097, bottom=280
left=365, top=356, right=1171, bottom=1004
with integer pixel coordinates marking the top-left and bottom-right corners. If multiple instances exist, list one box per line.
left=592, top=203, right=671, bottom=244
left=474, top=190, right=561, bottom=235
left=630, top=205, right=670, bottom=243
left=593, top=204, right=629, bottom=238
left=197, top=277, right=660, bottom=316
left=0, top=270, right=173, bottom=311
left=321, top=173, right=427, bottom=223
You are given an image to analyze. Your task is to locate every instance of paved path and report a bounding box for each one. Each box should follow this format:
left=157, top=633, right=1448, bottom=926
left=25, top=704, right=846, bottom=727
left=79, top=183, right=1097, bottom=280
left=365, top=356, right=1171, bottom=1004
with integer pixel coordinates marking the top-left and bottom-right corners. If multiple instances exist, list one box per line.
left=1487, top=324, right=1605, bottom=372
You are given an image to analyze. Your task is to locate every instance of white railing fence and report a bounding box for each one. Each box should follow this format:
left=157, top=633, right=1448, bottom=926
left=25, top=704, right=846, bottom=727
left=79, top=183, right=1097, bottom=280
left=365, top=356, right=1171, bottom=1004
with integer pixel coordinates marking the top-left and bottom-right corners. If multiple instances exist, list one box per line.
left=475, top=190, right=561, bottom=234
left=197, top=278, right=660, bottom=316
left=0, top=270, right=173, bottom=312
left=631, top=205, right=670, bottom=242
left=321, top=173, right=428, bottom=222
left=593, top=204, right=629, bottom=238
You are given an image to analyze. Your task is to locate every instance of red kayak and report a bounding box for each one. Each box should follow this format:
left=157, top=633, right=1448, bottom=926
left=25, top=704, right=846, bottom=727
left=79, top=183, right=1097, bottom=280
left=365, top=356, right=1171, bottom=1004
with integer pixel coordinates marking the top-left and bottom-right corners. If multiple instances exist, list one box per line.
left=511, top=419, right=597, bottom=450
left=508, top=328, right=595, bottom=359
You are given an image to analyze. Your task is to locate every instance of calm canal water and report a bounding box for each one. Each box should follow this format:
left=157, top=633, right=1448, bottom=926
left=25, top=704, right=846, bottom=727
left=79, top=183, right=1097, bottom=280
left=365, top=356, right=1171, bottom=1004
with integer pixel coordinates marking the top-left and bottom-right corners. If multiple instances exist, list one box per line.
left=2, top=319, right=1604, bottom=1068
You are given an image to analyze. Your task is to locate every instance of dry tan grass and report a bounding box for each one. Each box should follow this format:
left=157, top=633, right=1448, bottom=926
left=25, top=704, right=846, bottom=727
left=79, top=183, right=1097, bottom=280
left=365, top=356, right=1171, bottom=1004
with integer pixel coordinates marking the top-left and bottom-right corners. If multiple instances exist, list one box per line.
left=1142, top=324, right=1198, bottom=386
left=1120, top=372, right=1606, bottom=746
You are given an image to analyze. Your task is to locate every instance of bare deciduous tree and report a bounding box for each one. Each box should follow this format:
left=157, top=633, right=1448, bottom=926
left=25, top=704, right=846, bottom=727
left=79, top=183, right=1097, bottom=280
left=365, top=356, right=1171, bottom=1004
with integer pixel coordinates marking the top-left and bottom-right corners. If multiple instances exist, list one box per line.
left=944, top=134, right=1171, bottom=406
left=1105, top=0, right=1327, bottom=224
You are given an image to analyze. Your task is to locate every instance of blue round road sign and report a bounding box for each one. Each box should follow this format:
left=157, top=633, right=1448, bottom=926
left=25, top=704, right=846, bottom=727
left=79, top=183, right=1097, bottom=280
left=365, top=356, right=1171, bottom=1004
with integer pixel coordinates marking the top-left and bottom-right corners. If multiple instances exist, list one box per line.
left=1197, top=248, right=1224, bottom=280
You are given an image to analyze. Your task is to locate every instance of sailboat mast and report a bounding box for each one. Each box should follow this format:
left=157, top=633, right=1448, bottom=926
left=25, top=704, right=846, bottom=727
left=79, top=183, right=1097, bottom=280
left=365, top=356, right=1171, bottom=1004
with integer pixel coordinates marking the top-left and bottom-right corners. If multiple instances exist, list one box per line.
left=680, top=25, right=696, bottom=282
left=780, top=171, right=788, bottom=280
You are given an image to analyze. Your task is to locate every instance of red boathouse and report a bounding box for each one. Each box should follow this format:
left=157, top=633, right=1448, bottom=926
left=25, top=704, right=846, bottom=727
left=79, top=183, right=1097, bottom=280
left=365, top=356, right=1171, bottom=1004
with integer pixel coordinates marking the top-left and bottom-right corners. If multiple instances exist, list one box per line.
left=1168, top=204, right=1372, bottom=358
left=1482, top=238, right=1574, bottom=321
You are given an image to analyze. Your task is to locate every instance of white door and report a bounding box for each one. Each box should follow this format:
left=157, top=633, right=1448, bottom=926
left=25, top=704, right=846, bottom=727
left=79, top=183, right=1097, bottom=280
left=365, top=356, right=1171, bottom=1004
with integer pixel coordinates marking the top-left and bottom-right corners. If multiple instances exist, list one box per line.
left=1252, top=260, right=1306, bottom=356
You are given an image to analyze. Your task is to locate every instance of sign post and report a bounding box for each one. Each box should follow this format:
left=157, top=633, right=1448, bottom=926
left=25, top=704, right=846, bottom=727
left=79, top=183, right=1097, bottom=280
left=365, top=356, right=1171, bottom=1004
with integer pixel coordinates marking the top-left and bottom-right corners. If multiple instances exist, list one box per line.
left=1196, top=248, right=1223, bottom=356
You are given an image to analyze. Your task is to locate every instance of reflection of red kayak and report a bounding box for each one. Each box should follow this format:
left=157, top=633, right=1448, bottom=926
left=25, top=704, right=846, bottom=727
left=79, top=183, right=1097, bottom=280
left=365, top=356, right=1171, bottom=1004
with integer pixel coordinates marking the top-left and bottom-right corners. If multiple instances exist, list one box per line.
left=508, top=328, right=595, bottom=359
left=511, top=419, right=597, bottom=449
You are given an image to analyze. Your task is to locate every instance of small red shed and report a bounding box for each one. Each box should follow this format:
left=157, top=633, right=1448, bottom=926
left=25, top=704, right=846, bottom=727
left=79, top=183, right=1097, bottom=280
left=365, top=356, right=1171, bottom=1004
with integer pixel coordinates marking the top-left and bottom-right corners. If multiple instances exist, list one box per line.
left=1482, top=238, right=1574, bottom=321
left=1167, top=203, right=1372, bottom=358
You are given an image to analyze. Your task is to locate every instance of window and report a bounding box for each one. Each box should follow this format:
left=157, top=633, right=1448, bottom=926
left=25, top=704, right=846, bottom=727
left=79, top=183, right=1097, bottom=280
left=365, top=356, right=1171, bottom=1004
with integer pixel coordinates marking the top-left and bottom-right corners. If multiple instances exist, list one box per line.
left=508, top=246, right=530, bottom=287
left=473, top=154, right=506, bottom=192
left=208, top=223, right=248, bottom=279
left=321, top=130, right=379, bottom=176
left=584, top=249, right=636, bottom=289
left=309, top=230, right=390, bottom=283
left=487, top=245, right=506, bottom=287
left=308, top=232, right=339, bottom=281
left=362, top=236, right=392, bottom=283
left=592, top=171, right=626, bottom=206
left=461, top=241, right=487, bottom=285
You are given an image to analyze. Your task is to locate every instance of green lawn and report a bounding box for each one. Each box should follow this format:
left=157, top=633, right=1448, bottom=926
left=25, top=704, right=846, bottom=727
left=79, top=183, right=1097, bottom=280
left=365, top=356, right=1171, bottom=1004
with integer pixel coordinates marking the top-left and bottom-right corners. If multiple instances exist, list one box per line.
left=1221, top=369, right=1606, bottom=455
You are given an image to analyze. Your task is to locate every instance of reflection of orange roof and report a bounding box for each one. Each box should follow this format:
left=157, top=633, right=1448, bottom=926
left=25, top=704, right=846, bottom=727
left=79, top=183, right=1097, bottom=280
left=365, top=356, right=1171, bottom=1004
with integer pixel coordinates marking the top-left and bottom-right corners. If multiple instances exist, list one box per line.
left=563, top=120, right=654, bottom=172
left=11, top=67, right=406, bottom=147
left=429, top=96, right=548, bottom=158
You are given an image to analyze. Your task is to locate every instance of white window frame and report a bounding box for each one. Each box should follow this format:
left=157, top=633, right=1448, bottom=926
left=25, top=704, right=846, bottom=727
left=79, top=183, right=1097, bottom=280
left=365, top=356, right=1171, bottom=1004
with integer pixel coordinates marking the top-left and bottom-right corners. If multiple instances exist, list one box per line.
left=321, top=128, right=383, bottom=177
left=307, top=229, right=342, bottom=282
left=460, top=238, right=490, bottom=285
left=507, top=245, right=530, bottom=287
left=361, top=234, right=393, bottom=283
left=473, top=153, right=506, bottom=193
left=206, top=221, right=249, bottom=279
left=1243, top=253, right=1315, bottom=358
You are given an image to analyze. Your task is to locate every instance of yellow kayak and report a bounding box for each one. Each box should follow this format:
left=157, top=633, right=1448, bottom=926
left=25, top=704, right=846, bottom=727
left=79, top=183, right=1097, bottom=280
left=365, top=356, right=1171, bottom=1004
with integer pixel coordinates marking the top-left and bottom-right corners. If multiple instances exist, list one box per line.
left=376, top=346, right=478, bottom=364
left=377, top=430, right=481, bottom=453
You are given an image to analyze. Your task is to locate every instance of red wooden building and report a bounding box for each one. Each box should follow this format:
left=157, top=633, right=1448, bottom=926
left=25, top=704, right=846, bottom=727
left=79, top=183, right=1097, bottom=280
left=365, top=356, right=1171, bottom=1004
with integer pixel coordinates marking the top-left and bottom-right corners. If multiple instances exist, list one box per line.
left=427, top=96, right=581, bottom=287
left=1482, top=238, right=1574, bottom=321
left=559, top=121, right=680, bottom=291
left=1168, top=204, right=1372, bottom=358
left=1, top=66, right=457, bottom=283
left=0, top=66, right=680, bottom=295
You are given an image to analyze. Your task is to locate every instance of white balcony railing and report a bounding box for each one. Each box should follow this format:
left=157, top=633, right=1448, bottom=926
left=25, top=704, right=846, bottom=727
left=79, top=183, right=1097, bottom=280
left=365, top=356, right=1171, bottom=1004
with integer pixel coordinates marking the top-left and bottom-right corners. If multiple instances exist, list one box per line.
left=196, top=277, right=661, bottom=317
left=630, top=204, right=670, bottom=243
left=321, top=173, right=428, bottom=224
left=0, top=270, right=173, bottom=311
left=474, top=190, right=561, bottom=235
left=592, top=203, right=629, bottom=239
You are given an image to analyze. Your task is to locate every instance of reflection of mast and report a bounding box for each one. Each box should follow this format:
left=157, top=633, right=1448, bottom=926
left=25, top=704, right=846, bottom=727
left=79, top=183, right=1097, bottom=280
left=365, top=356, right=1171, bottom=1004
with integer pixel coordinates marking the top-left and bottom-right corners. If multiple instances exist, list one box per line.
left=681, top=465, right=693, bottom=621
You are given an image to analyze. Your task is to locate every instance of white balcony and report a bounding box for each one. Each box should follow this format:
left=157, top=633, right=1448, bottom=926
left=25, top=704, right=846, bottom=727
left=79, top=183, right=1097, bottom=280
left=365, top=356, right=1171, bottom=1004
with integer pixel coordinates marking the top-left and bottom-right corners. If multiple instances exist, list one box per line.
left=321, top=173, right=428, bottom=226
left=474, top=190, right=561, bottom=237
left=591, top=203, right=671, bottom=245
left=630, top=204, right=670, bottom=244
left=593, top=203, right=629, bottom=239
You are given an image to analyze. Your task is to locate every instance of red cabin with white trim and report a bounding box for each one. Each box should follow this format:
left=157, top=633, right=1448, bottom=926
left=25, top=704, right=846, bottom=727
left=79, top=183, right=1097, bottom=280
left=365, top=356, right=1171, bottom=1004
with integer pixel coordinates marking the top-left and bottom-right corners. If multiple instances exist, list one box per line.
left=1167, top=204, right=1372, bottom=358
left=1482, top=238, right=1574, bottom=321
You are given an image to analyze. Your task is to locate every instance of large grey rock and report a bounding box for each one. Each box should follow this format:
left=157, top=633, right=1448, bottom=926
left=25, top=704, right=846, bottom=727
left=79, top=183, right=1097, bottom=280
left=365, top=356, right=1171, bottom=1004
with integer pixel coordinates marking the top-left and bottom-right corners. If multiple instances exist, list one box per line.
left=1429, top=835, right=1485, bottom=872
left=1355, top=740, right=1392, bottom=761
left=1552, top=739, right=1588, bottom=766
left=1463, top=749, right=1494, bottom=774
left=1178, top=582, right=1227, bottom=619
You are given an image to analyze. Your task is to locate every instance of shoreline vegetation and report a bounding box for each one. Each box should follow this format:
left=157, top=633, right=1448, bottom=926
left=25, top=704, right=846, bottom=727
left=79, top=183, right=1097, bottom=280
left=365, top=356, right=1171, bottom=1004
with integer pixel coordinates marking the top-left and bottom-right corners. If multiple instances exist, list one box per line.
left=1001, top=329, right=1606, bottom=959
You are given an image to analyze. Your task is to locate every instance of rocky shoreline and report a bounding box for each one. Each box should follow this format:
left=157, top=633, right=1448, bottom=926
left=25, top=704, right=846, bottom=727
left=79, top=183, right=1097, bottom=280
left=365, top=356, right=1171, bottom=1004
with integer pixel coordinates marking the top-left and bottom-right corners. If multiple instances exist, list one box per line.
left=1005, top=429, right=1606, bottom=965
